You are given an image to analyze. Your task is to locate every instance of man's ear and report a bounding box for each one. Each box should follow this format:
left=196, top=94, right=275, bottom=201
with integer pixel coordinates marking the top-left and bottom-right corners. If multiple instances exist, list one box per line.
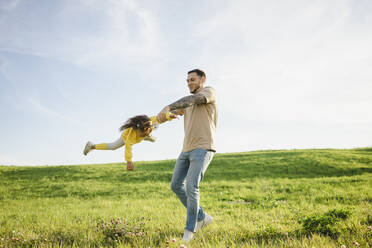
left=201, top=76, right=206, bottom=84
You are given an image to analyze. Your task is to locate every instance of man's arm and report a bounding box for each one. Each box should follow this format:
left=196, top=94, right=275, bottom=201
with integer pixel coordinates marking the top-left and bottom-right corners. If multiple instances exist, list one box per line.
left=168, top=94, right=207, bottom=111
left=157, top=94, right=206, bottom=122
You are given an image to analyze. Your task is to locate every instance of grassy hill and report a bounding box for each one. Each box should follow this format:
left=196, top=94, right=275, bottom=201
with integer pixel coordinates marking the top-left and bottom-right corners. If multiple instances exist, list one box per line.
left=1, top=148, right=371, bottom=247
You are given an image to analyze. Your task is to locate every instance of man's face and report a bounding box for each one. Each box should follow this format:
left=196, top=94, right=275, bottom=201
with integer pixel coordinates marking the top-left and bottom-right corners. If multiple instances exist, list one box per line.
left=187, top=72, right=204, bottom=94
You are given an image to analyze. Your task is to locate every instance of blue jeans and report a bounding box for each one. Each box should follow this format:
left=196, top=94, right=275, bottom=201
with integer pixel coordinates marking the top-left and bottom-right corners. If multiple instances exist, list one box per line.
left=170, top=148, right=214, bottom=232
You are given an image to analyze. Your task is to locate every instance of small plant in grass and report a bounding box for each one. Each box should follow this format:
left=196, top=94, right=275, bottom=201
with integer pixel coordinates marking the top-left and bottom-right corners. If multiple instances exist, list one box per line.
left=301, top=208, right=352, bottom=239
left=361, top=214, right=372, bottom=226
left=0, top=230, right=52, bottom=247
left=96, top=217, right=147, bottom=245
left=325, top=209, right=351, bottom=220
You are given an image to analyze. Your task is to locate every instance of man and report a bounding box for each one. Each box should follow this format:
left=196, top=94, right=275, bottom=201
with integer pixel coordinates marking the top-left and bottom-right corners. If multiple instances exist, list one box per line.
left=157, top=69, right=217, bottom=242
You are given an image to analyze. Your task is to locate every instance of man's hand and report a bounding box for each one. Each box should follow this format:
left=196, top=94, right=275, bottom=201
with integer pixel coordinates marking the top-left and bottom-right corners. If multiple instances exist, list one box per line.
left=126, top=161, right=134, bottom=171
left=157, top=106, right=170, bottom=123
left=169, top=113, right=179, bottom=119
left=171, top=109, right=185, bottom=116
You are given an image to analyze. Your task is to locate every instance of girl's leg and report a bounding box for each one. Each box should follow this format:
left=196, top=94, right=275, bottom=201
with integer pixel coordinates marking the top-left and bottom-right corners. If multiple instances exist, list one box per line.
left=84, top=136, right=124, bottom=155
left=95, top=136, right=125, bottom=150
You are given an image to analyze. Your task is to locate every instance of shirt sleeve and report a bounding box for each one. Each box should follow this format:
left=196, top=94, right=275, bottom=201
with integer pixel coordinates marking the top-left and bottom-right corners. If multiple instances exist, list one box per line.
left=199, top=86, right=216, bottom=104
left=122, top=128, right=134, bottom=162
left=121, top=128, right=129, bottom=141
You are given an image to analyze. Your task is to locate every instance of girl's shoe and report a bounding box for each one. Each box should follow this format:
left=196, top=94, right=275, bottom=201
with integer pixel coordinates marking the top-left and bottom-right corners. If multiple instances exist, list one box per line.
left=83, top=141, right=94, bottom=155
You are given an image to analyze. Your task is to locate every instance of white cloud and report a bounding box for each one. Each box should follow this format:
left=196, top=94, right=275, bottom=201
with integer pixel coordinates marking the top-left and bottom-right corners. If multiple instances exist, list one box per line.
left=0, top=0, right=20, bottom=10
left=27, top=97, right=88, bottom=127
left=0, top=54, right=9, bottom=79
left=193, top=0, right=372, bottom=123
left=0, top=0, right=164, bottom=71
left=63, top=0, right=162, bottom=68
left=0, top=153, right=34, bottom=166
left=0, top=0, right=20, bottom=25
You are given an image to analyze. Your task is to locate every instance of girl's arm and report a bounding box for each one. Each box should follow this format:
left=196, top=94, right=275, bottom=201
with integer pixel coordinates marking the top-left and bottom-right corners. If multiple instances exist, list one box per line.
left=150, top=113, right=177, bottom=125
left=122, top=128, right=135, bottom=170
left=124, top=142, right=133, bottom=163
left=124, top=142, right=135, bottom=171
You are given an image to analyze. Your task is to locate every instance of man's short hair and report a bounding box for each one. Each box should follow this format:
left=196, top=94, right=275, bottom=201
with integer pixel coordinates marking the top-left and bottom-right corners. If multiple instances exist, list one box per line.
left=188, top=69, right=206, bottom=78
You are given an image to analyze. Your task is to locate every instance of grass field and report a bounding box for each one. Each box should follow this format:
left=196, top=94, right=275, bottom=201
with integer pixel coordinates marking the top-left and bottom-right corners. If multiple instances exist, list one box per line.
left=1, top=148, right=371, bottom=247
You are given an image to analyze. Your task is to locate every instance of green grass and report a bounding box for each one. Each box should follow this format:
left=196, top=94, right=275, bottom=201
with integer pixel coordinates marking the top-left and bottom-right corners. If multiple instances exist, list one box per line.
left=1, top=148, right=371, bottom=247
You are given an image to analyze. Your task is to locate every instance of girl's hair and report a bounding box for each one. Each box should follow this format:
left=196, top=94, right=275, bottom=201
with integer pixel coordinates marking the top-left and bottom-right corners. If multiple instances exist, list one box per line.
left=119, top=115, right=152, bottom=133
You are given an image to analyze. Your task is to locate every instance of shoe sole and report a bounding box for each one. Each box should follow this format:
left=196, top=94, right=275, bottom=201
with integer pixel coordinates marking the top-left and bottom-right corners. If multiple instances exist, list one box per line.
left=83, top=142, right=91, bottom=155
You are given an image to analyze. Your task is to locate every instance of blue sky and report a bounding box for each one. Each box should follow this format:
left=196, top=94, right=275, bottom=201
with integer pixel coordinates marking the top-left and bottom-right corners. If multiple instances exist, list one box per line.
left=0, top=0, right=371, bottom=166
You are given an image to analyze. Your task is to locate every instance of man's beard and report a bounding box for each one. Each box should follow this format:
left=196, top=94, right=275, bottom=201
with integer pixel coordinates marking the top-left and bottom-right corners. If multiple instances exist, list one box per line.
left=191, top=83, right=201, bottom=94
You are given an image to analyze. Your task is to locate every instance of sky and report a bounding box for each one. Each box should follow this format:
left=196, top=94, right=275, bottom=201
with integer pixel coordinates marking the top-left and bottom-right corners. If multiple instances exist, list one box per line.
left=0, top=0, right=371, bottom=166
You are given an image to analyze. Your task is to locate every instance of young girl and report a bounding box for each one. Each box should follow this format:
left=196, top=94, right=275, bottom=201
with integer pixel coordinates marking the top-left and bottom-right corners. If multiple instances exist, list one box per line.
left=83, top=113, right=176, bottom=171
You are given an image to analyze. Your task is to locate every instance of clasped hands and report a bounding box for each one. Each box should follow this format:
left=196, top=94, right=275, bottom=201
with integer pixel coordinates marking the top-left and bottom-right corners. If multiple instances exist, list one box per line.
left=157, top=106, right=178, bottom=123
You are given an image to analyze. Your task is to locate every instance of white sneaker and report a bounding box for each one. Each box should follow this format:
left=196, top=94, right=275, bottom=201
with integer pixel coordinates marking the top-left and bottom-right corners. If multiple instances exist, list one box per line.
left=182, top=229, right=194, bottom=243
left=195, top=213, right=213, bottom=232
left=83, top=141, right=94, bottom=155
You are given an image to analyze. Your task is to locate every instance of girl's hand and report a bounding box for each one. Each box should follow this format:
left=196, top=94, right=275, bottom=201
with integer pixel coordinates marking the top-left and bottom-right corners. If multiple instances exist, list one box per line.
left=157, top=106, right=170, bottom=123
left=126, top=161, right=134, bottom=171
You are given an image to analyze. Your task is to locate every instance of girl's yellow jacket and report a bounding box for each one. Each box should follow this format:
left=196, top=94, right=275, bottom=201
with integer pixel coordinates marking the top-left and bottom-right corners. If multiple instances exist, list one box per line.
left=122, top=114, right=172, bottom=162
